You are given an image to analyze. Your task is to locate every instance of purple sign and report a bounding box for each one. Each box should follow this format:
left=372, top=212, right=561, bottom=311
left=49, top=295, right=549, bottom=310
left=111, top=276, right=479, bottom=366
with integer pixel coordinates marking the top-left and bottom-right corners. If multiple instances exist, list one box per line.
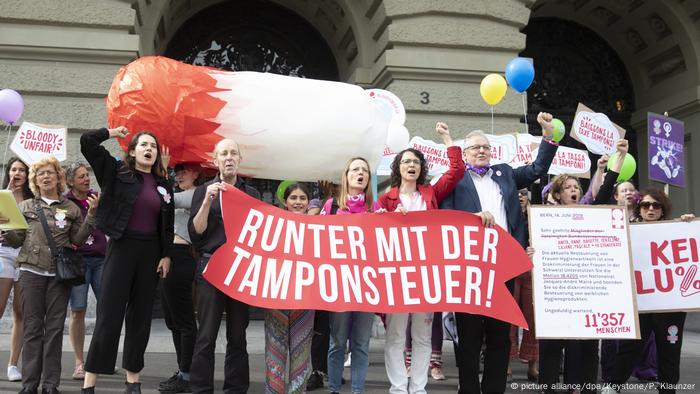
left=648, top=112, right=684, bottom=187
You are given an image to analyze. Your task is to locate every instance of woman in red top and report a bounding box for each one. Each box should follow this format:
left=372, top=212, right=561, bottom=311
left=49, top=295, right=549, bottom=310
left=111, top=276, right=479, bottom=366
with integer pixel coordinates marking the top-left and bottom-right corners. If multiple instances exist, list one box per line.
left=378, top=121, right=464, bottom=394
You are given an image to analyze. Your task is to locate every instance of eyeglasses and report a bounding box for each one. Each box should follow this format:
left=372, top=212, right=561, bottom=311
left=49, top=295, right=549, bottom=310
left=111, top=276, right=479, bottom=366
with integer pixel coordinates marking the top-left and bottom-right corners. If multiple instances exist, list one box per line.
left=36, top=170, right=57, bottom=177
left=639, top=201, right=662, bottom=210
left=465, top=145, right=491, bottom=152
left=400, top=159, right=421, bottom=165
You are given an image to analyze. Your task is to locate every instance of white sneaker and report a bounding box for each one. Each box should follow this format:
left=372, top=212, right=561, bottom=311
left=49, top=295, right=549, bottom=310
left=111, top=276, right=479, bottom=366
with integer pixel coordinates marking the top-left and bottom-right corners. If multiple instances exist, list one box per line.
left=601, top=385, right=618, bottom=394
left=344, top=354, right=352, bottom=368
left=7, top=365, right=21, bottom=382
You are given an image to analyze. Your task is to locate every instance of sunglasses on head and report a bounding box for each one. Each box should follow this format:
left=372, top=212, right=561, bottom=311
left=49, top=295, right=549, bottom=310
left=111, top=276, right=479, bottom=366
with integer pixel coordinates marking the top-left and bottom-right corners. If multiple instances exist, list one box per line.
left=639, top=201, right=662, bottom=210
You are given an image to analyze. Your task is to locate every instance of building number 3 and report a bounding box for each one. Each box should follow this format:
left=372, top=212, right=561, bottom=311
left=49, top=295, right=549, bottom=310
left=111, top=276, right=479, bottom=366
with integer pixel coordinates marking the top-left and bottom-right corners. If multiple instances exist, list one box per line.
left=420, top=91, right=430, bottom=104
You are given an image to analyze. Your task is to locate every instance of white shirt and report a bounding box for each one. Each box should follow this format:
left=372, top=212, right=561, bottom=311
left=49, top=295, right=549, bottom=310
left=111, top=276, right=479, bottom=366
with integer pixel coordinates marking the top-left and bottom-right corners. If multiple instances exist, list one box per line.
left=398, top=191, right=427, bottom=212
left=468, top=169, right=508, bottom=231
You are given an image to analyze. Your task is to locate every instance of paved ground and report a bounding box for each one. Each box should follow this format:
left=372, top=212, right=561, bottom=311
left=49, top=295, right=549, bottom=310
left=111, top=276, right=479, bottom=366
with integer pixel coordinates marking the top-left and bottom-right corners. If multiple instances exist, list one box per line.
left=1, top=320, right=700, bottom=393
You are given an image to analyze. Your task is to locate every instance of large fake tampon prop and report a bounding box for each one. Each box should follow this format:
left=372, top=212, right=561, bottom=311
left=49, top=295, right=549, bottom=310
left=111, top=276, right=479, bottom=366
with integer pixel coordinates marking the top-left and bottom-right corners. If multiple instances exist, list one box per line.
left=107, top=56, right=408, bottom=181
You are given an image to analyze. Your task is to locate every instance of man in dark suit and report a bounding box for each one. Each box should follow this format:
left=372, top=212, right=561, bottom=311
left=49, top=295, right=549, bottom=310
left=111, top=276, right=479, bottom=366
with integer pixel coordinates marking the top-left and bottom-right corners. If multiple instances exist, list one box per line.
left=440, top=112, right=557, bottom=394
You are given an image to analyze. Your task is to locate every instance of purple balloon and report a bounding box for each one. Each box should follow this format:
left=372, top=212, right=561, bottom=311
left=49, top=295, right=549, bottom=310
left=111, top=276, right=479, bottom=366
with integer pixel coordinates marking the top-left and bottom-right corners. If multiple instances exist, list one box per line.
left=0, top=89, right=24, bottom=124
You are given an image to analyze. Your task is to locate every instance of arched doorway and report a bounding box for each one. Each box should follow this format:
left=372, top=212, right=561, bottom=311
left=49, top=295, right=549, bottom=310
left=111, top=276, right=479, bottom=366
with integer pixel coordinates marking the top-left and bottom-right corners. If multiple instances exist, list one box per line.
left=163, top=0, right=340, bottom=203
left=523, top=18, right=637, bottom=200
left=163, top=0, right=339, bottom=80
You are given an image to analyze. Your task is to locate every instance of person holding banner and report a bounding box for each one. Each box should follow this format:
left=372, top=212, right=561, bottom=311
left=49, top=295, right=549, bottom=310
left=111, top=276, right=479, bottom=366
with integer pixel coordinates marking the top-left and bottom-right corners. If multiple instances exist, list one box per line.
left=264, top=182, right=315, bottom=393
left=603, top=189, right=695, bottom=394
left=538, top=139, right=628, bottom=394
left=1, top=157, right=33, bottom=383
left=188, top=138, right=260, bottom=394
left=321, top=157, right=379, bottom=394
left=80, top=127, right=174, bottom=394
left=439, top=112, right=558, bottom=394
left=1, top=157, right=97, bottom=394
left=378, top=121, right=463, bottom=393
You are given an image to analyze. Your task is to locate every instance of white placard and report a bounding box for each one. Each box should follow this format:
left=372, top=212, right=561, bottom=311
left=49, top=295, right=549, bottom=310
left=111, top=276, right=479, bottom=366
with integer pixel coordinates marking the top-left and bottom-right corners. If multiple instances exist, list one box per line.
left=485, top=134, right=517, bottom=165
left=10, top=121, right=67, bottom=165
left=510, top=134, right=539, bottom=168
left=376, top=137, right=448, bottom=177
left=377, top=146, right=397, bottom=176
left=545, top=145, right=592, bottom=178
left=571, top=103, right=625, bottom=155
left=630, top=219, right=700, bottom=312
left=513, top=135, right=591, bottom=178
left=529, top=205, right=639, bottom=339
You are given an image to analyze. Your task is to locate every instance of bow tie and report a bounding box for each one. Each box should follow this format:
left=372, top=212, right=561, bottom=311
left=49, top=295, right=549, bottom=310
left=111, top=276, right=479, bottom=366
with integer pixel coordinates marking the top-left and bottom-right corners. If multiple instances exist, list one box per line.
left=466, top=164, right=490, bottom=176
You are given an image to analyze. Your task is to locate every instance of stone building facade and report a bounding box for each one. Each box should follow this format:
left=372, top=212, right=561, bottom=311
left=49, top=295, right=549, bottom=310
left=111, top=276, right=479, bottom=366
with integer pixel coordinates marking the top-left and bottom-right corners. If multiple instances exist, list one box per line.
left=0, top=0, right=698, bottom=213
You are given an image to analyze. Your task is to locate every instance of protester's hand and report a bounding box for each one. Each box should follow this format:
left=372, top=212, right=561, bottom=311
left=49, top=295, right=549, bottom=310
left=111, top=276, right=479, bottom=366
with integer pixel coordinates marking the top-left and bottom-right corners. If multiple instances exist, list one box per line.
left=395, top=205, right=408, bottom=215
left=375, top=208, right=387, bottom=214
left=610, top=139, right=628, bottom=173
left=597, top=155, right=609, bottom=170
left=680, top=213, right=695, bottom=222
left=157, top=256, right=171, bottom=278
left=616, top=139, right=629, bottom=155
left=526, top=246, right=535, bottom=260
left=537, top=112, right=554, bottom=139
left=161, top=145, right=170, bottom=172
left=108, top=126, right=129, bottom=139
left=86, top=193, right=100, bottom=216
left=7, top=176, right=19, bottom=191
left=436, top=121, right=453, bottom=146
left=475, top=211, right=495, bottom=227
left=205, top=182, right=227, bottom=201
left=318, top=180, right=337, bottom=200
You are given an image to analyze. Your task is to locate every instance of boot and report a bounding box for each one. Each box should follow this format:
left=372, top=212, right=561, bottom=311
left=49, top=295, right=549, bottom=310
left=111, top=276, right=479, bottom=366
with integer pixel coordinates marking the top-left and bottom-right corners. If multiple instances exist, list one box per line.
left=125, top=382, right=141, bottom=394
left=80, top=388, right=95, bottom=394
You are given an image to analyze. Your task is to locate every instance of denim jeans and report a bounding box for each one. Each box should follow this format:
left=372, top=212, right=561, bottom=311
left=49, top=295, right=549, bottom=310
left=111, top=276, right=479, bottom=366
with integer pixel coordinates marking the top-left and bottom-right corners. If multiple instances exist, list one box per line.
left=327, top=311, right=374, bottom=393
left=69, top=255, right=105, bottom=310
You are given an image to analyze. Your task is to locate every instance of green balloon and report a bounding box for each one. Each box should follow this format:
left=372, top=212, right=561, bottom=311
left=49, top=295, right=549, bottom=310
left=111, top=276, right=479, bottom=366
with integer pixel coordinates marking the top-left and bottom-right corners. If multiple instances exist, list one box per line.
left=607, top=152, right=637, bottom=182
left=276, top=180, right=296, bottom=205
left=551, top=118, right=565, bottom=142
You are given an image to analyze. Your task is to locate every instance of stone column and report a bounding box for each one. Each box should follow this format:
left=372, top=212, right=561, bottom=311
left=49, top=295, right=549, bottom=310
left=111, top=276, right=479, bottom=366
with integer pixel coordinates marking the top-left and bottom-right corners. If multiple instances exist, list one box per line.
left=359, top=0, right=535, bottom=139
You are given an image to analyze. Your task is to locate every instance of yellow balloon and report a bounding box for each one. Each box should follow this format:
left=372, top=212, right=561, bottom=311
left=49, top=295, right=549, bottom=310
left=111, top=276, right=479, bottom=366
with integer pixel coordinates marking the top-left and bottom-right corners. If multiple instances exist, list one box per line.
left=480, top=73, right=508, bottom=106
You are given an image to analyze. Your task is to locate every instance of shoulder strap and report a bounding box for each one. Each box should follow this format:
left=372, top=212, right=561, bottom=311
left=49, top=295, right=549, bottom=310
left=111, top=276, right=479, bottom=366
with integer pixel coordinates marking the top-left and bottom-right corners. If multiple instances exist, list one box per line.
left=330, top=197, right=339, bottom=215
left=33, top=199, right=59, bottom=257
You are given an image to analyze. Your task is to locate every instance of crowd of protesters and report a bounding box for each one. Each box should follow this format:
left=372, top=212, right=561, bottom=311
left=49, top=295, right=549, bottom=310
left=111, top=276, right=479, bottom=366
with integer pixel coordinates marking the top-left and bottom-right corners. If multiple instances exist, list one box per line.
left=0, top=114, right=695, bottom=394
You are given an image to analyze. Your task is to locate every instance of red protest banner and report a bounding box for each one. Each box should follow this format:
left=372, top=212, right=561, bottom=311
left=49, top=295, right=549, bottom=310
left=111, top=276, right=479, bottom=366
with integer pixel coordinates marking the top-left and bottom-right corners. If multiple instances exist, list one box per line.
left=203, top=187, right=532, bottom=327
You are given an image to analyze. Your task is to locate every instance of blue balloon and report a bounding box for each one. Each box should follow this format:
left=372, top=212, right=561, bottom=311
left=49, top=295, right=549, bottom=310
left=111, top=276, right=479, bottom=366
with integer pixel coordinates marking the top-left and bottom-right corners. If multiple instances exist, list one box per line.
left=505, top=58, right=535, bottom=93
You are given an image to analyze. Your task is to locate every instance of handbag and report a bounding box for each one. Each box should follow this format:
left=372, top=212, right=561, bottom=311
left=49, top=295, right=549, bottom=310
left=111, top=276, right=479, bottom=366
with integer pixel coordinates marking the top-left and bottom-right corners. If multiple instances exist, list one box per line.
left=34, top=200, right=85, bottom=286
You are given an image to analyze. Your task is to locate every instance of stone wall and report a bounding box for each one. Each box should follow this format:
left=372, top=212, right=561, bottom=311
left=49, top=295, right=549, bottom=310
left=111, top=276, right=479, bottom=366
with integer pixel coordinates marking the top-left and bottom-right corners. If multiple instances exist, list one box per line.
left=0, top=0, right=138, bottom=162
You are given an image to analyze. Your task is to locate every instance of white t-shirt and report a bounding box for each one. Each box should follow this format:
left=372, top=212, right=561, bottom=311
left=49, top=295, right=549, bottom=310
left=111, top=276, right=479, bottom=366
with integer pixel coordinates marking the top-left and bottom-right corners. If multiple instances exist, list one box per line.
left=399, top=191, right=427, bottom=212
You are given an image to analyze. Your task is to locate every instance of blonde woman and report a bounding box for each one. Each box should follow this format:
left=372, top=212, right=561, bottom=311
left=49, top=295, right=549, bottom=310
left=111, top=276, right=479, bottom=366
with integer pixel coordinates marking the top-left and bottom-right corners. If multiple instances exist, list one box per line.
left=321, top=157, right=379, bottom=394
left=2, top=157, right=97, bottom=394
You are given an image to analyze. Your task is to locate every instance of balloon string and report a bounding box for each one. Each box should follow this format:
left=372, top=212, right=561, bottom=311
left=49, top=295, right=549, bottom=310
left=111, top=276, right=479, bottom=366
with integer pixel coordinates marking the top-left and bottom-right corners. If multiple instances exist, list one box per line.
left=522, top=93, right=528, bottom=134
left=1, top=123, right=11, bottom=187
left=490, top=106, right=494, bottom=134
